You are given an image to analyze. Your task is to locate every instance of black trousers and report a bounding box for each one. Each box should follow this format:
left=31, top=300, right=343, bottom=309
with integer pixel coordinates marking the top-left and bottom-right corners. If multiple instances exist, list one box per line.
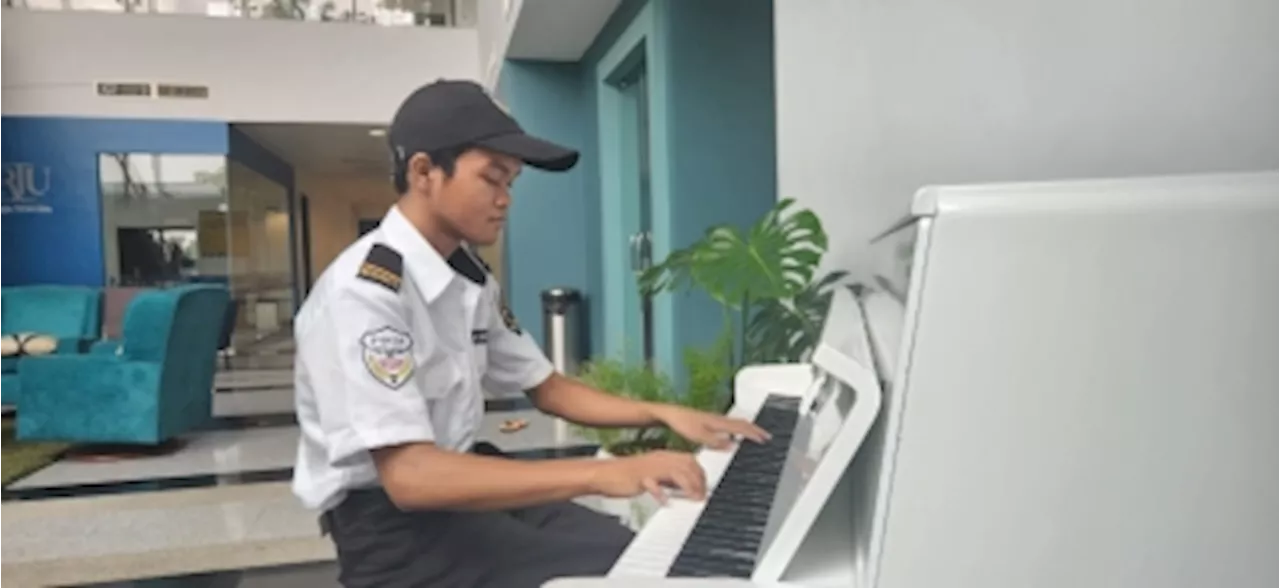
left=322, top=443, right=634, bottom=588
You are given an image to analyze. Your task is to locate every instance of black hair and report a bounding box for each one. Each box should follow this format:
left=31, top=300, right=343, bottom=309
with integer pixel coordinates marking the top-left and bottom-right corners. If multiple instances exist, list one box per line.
left=391, top=144, right=471, bottom=194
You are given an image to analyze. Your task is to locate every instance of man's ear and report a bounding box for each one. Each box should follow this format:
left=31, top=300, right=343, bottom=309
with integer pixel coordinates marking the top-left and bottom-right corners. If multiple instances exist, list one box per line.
left=407, top=153, right=439, bottom=192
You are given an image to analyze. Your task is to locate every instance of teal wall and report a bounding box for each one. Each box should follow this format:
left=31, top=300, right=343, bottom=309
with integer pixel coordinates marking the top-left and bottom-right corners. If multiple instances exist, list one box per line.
left=497, top=0, right=646, bottom=361
left=499, top=0, right=776, bottom=387
left=497, top=61, right=599, bottom=354
left=661, top=0, right=778, bottom=359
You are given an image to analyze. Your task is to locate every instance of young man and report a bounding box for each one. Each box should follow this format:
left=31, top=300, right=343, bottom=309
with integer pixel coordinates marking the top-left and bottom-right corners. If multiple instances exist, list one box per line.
left=291, top=79, right=770, bottom=588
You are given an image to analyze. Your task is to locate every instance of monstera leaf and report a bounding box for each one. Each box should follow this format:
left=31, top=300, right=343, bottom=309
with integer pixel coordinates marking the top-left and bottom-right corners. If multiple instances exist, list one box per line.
left=639, top=198, right=843, bottom=399
left=744, top=269, right=848, bottom=364
left=640, top=199, right=827, bottom=309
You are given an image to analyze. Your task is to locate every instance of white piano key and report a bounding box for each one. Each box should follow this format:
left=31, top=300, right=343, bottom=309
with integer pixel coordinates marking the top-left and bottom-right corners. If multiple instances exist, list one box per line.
left=610, top=395, right=772, bottom=577
left=611, top=500, right=707, bottom=576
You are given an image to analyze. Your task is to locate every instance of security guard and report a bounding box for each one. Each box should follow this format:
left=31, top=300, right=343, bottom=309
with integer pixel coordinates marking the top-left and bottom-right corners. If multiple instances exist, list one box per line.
left=291, top=80, right=769, bottom=588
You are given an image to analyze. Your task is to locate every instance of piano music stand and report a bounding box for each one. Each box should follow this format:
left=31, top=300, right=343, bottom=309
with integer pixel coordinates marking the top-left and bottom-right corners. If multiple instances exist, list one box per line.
left=748, top=286, right=885, bottom=585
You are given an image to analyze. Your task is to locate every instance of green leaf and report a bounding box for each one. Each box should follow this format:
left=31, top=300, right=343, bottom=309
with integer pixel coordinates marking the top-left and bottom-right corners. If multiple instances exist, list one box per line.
left=571, top=348, right=734, bottom=454
left=744, top=269, right=849, bottom=364
left=641, top=198, right=830, bottom=310
left=638, top=198, right=842, bottom=378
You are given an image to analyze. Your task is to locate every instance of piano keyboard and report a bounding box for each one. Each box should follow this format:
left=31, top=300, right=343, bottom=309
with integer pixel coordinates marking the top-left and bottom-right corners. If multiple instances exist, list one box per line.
left=610, top=394, right=801, bottom=578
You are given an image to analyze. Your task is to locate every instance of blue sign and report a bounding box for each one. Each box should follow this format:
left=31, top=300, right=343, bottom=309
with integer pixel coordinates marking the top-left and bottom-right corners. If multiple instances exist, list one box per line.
left=2, top=162, right=54, bottom=215
left=1, top=116, right=229, bottom=287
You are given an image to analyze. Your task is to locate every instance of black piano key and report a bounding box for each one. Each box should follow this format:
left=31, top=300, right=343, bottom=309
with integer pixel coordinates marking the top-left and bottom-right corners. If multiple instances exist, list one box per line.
left=667, top=394, right=800, bottom=579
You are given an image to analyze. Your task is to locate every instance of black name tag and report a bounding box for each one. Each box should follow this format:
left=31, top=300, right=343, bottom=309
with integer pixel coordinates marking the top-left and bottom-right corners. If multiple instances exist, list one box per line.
left=471, top=330, right=489, bottom=345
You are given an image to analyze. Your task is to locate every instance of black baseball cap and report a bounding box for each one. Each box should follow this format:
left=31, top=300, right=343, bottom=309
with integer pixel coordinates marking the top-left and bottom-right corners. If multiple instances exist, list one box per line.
left=388, top=79, right=579, bottom=172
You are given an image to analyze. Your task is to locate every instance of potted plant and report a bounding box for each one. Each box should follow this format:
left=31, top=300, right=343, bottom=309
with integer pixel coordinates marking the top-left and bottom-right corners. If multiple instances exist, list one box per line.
left=573, top=198, right=844, bottom=526
left=639, top=198, right=847, bottom=375
left=573, top=334, right=733, bottom=528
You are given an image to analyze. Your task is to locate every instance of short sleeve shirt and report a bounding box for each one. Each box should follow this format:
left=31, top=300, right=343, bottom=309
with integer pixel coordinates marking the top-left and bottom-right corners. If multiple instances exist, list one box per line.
left=291, top=205, right=554, bottom=512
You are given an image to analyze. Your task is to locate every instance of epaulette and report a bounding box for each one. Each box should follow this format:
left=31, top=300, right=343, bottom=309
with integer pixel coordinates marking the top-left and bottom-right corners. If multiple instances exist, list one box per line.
left=357, top=244, right=403, bottom=292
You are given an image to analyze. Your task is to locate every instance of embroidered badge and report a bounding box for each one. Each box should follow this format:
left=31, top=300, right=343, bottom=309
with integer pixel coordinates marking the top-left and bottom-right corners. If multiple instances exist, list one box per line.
left=471, top=329, right=489, bottom=345
left=500, top=303, right=522, bottom=335
left=357, top=244, right=403, bottom=293
left=360, top=327, right=414, bottom=389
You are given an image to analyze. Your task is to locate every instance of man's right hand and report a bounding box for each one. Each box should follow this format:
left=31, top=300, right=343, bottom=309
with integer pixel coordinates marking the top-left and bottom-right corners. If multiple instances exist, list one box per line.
left=589, top=450, right=707, bottom=503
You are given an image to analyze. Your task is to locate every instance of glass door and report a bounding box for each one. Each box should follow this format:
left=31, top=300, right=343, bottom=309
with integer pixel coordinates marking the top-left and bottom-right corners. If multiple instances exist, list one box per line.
left=617, top=63, right=654, bottom=364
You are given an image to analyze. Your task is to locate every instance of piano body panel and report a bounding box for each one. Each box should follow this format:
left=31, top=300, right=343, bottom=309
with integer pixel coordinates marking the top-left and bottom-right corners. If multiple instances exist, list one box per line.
left=848, top=216, right=937, bottom=588
left=873, top=172, right=1278, bottom=588
left=772, top=458, right=859, bottom=588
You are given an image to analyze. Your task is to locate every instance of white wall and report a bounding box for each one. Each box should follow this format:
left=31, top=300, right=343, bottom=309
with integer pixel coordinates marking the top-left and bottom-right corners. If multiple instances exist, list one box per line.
left=299, top=171, right=397, bottom=282
left=777, top=0, right=1278, bottom=277
left=2, top=10, right=480, bottom=123
left=476, top=0, right=523, bottom=89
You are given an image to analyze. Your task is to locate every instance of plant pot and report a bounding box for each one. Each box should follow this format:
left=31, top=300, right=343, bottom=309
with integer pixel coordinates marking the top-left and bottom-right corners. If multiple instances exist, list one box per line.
left=594, top=448, right=661, bottom=531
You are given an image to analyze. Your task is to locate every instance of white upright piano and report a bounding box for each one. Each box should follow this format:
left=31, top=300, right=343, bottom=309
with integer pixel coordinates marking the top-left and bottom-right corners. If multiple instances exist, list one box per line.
left=550, top=171, right=1278, bottom=588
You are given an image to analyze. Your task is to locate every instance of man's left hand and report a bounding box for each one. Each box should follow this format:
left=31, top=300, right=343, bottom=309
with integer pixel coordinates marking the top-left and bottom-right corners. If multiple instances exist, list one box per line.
left=650, top=404, right=771, bottom=450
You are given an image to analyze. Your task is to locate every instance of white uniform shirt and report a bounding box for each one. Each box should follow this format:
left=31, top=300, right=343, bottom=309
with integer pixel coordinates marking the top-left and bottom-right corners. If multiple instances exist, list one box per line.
left=291, top=205, right=554, bottom=512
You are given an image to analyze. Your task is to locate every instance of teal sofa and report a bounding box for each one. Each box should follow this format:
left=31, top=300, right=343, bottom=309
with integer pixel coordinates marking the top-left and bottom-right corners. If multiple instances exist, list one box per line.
left=1, top=286, right=103, bottom=406
left=17, top=285, right=230, bottom=444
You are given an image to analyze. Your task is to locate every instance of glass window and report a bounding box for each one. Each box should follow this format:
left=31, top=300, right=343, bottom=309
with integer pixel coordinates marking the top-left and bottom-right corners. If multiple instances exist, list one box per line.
left=6, top=0, right=463, bottom=25
left=99, top=153, right=229, bottom=287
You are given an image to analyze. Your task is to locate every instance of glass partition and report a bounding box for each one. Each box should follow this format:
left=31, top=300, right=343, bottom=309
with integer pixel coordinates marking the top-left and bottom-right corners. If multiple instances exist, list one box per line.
left=99, top=153, right=229, bottom=287
left=98, top=152, right=301, bottom=366
left=226, top=160, right=295, bottom=347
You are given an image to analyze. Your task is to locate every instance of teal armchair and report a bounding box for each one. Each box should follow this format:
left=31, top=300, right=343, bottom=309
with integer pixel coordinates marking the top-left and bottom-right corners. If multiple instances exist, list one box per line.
left=1, top=286, right=103, bottom=406
left=17, top=285, right=230, bottom=444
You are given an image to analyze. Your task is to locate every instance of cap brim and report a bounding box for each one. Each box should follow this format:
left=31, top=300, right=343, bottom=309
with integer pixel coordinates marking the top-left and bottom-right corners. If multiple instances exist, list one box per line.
left=476, top=133, right=580, bottom=172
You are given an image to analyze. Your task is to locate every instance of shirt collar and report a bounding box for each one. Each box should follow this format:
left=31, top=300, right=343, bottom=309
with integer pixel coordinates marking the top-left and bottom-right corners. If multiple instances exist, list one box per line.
left=379, top=205, right=454, bottom=303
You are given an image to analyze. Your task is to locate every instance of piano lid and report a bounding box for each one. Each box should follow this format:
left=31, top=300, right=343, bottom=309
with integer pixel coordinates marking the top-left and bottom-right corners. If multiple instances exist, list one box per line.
left=909, top=171, right=1277, bottom=217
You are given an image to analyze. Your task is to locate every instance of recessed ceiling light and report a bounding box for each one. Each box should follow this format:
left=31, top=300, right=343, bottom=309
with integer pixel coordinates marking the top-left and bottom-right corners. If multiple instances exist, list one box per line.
left=368, top=128, right=387, bottom=137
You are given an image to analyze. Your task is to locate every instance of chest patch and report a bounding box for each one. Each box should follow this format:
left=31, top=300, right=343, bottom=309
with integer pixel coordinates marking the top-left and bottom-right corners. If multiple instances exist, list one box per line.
left=471, top=329, right=489, bottom=345
left=360, top=326, right=414, bottom=389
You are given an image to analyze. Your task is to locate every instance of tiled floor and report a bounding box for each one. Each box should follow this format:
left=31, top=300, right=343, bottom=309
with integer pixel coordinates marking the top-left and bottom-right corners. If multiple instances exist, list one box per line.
left=2, top=369, right=601, bottom=587
left=4, top=483, right=334, bottom=587
left=85, top=561, right=343, bottom=588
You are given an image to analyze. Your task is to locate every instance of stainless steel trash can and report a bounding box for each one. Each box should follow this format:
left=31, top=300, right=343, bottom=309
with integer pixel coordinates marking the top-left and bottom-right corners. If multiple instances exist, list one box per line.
left=541, top=288, right=582, bottom=376
left=542, top=288, right=582, bottom=444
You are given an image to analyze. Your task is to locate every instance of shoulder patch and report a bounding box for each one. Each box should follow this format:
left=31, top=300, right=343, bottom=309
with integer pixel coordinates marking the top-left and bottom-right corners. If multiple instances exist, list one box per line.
left=361, top=326, right=414, bottom=389
left=500, top=302, right=522, bottom=335
left=358, top=244, right=403, bottom=292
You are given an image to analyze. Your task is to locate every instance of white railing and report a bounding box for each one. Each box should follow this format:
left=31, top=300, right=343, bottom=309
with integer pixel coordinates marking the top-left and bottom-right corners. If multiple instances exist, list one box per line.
left=2, top=0, right=475, bottom=28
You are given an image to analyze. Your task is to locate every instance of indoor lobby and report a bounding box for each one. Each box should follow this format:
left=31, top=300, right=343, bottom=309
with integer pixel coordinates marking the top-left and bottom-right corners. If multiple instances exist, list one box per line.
left=2, top=0, right=1276, bottom=585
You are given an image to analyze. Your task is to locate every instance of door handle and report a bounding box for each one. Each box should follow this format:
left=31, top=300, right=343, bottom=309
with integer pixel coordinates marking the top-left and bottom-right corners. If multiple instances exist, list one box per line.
left=629, top=233, right=642, bottom=273
left=639, top=231, right=653, bottom=270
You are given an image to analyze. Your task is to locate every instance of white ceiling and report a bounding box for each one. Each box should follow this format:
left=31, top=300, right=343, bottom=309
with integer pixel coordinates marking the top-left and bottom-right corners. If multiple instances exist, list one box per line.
left=506, top=0, right=621, bottom=61
left=238, top=0, right=623, bottom=173
left=236, top=123, right=391, bottom=177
